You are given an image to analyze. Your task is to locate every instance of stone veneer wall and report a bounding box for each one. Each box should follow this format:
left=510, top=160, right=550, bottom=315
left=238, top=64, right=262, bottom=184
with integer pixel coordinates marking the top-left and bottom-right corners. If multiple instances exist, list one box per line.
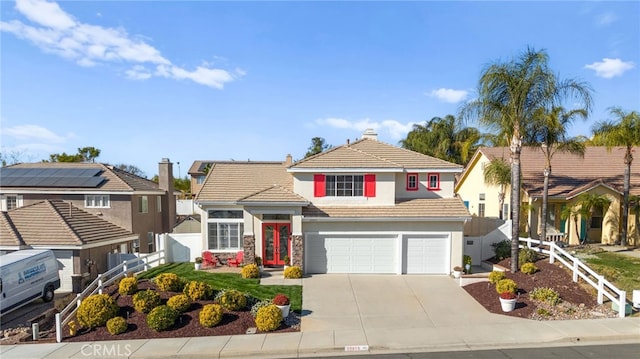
left=291, top=235, right=303, bottom=267
left=243, top=234, right=255, bottom=265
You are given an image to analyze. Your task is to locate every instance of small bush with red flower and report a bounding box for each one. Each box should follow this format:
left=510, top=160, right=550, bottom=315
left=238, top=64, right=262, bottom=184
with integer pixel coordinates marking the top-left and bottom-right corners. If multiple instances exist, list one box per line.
left=272, top=293, right=290, bottom=306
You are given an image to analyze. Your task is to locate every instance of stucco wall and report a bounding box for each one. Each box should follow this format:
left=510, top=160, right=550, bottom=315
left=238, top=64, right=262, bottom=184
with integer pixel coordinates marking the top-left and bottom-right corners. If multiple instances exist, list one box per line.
left=456, top=155, right=509, bottom=218
left=293, top=172, right=396, bottom=205
left=395, top=172, right=457, bottom=199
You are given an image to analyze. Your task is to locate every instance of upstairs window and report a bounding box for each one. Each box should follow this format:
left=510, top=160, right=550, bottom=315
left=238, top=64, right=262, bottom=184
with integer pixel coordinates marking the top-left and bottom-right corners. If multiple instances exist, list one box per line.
left=406, top=173, right=418, bottom=191
left=315, top=174, right=376, bottom=197
left=196, top=175, right=206, bottom=184
left=138, top=196, right=148, bottom=213
left=427, top=173, right=440, bottom=190
left=85, top=194, right=110, bottom=208
left=157, top=196, right=162, bottom=213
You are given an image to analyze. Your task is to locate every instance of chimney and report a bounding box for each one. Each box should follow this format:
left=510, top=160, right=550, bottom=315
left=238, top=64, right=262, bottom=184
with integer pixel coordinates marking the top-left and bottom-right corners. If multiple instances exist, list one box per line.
left=158, top=158, right=176, bottom=232
left=362, top=128, right=378, bottom=141
left=285, top=154, right=293, bottom=166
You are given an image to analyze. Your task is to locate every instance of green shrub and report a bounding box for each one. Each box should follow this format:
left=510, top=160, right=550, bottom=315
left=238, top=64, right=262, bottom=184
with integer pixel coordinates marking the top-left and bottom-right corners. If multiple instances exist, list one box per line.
left=530, top=287, right=561, bottom=305
left=518, top=248, right=538, bottom=268
left=118, top=277, right=138, bottom=296
left=284, top=266, right=303, bottom=279
left=488, top=271, right=506, bottom=284
left=154, top=273, right=182, bottom=292
left=199, top=304, right=224, bottom=327
left=536, top=308, right=551, bottom=317
left=106, top=316, right=128, bottom=335
left=521, top=262, right=538, bottom=275
left=241, top=264, right=260, bottom=279
left=250, top=300, right=271, bottom=318
left=167, top=294, right=192, bottom=313
left=133, top=289, right=162, bottom=313
left=146, top=305, right=178, bottom=332
left=255, top=304, right=282, bottom=332
left=491, top=240, right=511, bottom=261
left=219, top=289, right=247, bottom=311
left=495, top=279, right=517, bottom=295
left=183, top=281, right=213, bottom=301
left=77, top=294, right=119, bottom=329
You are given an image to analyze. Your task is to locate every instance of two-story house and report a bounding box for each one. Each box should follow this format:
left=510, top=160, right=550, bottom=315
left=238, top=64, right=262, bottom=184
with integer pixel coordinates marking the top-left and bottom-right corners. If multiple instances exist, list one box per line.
left=195, top=130, right=470, bottom=274
left=0, top=158, right=177, bottom=291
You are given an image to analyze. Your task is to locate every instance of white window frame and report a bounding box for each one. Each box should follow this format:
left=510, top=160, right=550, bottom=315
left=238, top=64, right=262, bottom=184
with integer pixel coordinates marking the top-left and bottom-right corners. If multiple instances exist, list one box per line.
left=207, top=209, right=244, bottom=251
left=138, top=196, right=148, bottom=213
left=85, top=194, right=110, bottom=208
left=2, top=195, right=24, bottom=211
left=325, top=175, right=364, bottom=197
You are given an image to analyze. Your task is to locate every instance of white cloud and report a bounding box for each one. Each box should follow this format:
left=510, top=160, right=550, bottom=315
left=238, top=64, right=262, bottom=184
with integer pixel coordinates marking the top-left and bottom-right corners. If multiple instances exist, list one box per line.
left=596, top=11, right=617, bottom=26
left=3, top=124, right=72, bottom=143
left=584, top=58, right=635, bottom=78
left=428, top=88, right=469, bottom=103
left=315, top=118, right=415, bottom=140
left=0, top=0, right=241, bottom=89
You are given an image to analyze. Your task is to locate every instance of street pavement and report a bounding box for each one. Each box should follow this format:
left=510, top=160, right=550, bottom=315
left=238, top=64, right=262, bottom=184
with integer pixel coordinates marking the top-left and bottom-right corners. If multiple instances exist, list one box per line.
left=1, top=273, right=638, bottom=358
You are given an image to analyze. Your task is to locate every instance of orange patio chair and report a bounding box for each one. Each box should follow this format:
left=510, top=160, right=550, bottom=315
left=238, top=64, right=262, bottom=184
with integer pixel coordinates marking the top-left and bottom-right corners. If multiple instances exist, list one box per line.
left=227, top=251, right=244, bottom=267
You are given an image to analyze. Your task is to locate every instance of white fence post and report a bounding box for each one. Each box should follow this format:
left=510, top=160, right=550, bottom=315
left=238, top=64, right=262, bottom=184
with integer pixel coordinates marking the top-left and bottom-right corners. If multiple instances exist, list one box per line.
left=549, top=244, right=555, bottom=264
left=597, top=275, right=604, bottom=304
left=55, top=313, right=62, bottom=343
left=97, top=273, right=103, bottom=294
left=619, top=291, right=627, bottom=318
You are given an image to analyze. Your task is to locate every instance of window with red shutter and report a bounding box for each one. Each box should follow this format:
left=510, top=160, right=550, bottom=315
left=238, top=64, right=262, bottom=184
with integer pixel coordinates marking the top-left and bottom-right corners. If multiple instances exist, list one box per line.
left=364, top=174, right=376, bottom=197
left=314, top=174, right=326, bottom=197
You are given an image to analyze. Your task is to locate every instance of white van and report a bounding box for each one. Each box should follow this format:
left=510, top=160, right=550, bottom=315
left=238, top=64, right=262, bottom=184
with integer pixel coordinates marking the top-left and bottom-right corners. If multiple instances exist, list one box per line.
left=0, top=249, right=61, bottom=315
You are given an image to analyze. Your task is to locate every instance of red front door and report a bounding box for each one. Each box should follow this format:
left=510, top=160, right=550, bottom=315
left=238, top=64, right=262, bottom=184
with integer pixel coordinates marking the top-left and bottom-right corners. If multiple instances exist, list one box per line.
left=263, top=223, right=290, bottom=266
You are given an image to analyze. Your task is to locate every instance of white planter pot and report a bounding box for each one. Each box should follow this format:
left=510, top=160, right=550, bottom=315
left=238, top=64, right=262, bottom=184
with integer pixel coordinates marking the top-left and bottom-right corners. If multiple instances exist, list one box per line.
left=194, top=263, right=202, bottom=270
left=276, top=304, right=290, bottom=319
left=452, top=270, right=462, bottom=279
left=499, top=297, right=517, bottom=312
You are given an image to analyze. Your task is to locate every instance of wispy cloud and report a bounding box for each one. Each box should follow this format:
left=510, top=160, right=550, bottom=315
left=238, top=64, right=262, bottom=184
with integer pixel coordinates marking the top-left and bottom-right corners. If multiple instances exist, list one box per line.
left=0, top=0, right=242, bottom=89
left=3, top=124, right=73, bottom=143
left=315, top=118, right=415, bottom=140
left=595, top=11, right=617, bottom=27
left=584, top=58, right=635, bottom=79
left=427, top=88, right=469, bottom=103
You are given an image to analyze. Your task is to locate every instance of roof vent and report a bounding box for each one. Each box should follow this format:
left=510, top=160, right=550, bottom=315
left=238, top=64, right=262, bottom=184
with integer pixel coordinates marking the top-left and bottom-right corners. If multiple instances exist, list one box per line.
left=361, top=128, right=378, bottom=141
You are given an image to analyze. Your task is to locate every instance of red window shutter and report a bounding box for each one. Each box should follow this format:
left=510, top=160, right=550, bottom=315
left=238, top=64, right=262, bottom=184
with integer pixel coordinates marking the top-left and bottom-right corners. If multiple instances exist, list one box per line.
left=314, top=174, right=326, bottom=197
left=364, top=174, right=376, bottom=197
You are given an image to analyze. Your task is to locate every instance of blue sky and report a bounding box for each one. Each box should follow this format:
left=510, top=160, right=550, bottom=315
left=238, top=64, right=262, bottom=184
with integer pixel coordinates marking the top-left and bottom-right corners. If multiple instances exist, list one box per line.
left=1, top=0, right=638, bottom=178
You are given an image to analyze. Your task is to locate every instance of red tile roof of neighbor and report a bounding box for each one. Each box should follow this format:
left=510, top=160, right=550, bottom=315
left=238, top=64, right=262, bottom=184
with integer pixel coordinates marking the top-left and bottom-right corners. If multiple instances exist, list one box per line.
left=478, top=146, right=640, bottom=198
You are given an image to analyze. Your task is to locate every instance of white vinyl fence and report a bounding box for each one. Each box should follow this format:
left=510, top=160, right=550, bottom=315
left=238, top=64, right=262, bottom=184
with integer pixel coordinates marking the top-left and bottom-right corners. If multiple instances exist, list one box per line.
left=519, top=237, right=628, bottom=318
left=55, top=250, right=165, bottom=342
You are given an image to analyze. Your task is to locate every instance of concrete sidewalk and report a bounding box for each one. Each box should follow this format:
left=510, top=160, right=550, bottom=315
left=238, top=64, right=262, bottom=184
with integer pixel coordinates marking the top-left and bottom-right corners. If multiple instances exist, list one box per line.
left=1, top=275, right=639, bottom=359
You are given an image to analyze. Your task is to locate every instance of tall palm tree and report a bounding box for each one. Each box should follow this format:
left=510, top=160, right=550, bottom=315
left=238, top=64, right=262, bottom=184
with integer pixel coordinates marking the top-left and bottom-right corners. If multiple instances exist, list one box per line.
left=483, top=157, right=511, bottom=219
left=528, top=106, right=587, bottom=245
left=400, top=115, right=483, bottom=165
left=591, top=108, right=640, bottom=246
left=461, top=48, right=592, bottom=272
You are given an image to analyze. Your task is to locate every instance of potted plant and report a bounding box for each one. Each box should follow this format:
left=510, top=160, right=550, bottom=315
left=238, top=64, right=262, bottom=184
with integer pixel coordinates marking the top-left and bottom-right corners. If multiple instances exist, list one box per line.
left=496, top=278, right=518, bottom=312
left=272, top=293, right=290, bottom=319
left=255, top=256, right=264, bottom=273
left=452, top=266, right=463, bottom=279
left=194, top=257, right=203, bottom=270
left=463, top=255, right=472, bottom=274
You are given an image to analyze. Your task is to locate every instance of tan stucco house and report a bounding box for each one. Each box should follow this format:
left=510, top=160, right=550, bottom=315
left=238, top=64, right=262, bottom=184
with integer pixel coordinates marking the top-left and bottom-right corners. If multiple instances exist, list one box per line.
left=455, top=146, right=640, bottom=246
left=194, top=130, right=470, bottom=274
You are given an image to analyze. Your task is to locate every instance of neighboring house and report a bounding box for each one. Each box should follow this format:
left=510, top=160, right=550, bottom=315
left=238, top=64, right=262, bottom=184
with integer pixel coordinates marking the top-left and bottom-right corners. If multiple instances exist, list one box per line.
left=188, top=160, right=215, bottom=197
left=173, top=215, right=201, bottom=234
left=0, top=159, right=177, bottom=253
left=0, top=200, right=137, bottom=292
left=194, top=129, right=470, bottom=274
left=455, top=146, right=640, bottom=246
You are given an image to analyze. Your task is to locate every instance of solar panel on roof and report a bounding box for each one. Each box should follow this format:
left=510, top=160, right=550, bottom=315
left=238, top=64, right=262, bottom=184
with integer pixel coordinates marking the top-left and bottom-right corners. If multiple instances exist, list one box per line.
left=0, top=167, right=105, bottom=187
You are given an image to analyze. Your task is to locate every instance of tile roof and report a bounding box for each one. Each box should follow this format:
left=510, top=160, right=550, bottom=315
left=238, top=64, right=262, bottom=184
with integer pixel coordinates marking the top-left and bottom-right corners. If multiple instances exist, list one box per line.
left=188, top=160, right=215, bottom=175
left=1, top=200, right=134, bottom=247
left=196, top=161, right=293, bottom=203
left=237, top=185, right=308, bottom=204
left=302, top=198, right=470, bottom=219
left=478, top=146, right=640, bottom=198
left=0, top=212, right=25, bottom=247
left=1, top=162, right=163, bottom=193
left=290, top=138, right=463, bottom=170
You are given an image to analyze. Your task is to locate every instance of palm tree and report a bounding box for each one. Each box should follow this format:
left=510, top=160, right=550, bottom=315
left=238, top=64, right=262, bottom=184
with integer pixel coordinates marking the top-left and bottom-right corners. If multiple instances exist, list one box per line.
left=461, top=48, right=592, bottom=272
left=561, top=193, right=612, bottom=244
left=528, top=106, right=587, bottom=245
left=591, top=108, right=640, bottom=246
left=400, top=115, right=483, bottom=165
left=483, top=157, right=511, bottom=219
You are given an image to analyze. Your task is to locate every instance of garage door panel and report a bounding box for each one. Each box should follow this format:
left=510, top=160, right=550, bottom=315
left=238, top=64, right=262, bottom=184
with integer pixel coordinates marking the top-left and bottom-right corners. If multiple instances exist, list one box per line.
left=405, top=236, right=450, bottom=274
left=306, top=235, right=396, bottom=274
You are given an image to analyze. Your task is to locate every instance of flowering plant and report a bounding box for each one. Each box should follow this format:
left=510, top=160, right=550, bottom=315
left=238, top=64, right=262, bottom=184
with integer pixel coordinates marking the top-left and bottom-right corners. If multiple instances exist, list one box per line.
left=272, top=293, right=290, bottom=306
left=499, top=291, right=516, bottom=300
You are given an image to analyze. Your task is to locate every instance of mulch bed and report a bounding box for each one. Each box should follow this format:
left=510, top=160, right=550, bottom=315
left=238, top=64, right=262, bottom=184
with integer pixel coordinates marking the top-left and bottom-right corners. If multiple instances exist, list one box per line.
left=463, top=258, right=614, bottom=319
left=51, top=280, right=297, bottom=342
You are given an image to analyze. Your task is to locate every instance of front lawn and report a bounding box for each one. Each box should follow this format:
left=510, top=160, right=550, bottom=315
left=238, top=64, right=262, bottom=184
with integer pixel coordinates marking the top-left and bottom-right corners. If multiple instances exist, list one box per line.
left=137, top=262, right=302, bottom=311
left=578, top=251, right=640, bottom=300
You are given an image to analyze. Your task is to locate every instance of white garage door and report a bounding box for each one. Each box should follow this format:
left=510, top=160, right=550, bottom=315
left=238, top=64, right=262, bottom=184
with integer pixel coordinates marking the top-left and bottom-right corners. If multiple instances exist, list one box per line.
left=53, top=250, right=74, bottom=292
left=306, top=235, right=396, bottom=274
left=405, top=235, right=450, bottom=274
